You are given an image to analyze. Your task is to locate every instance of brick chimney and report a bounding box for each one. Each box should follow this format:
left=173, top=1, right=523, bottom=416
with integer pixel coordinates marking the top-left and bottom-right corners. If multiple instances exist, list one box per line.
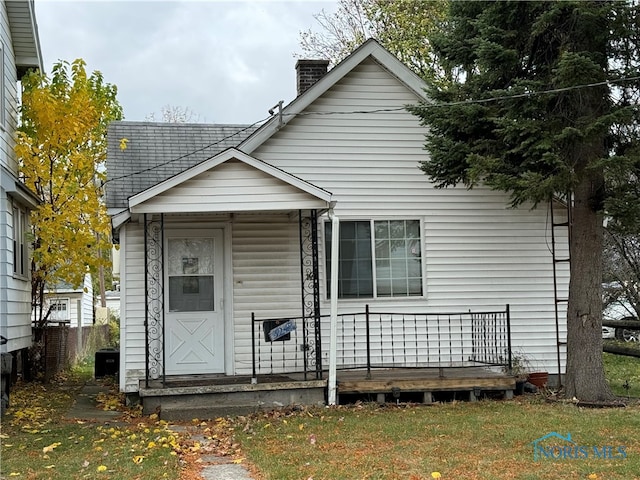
left=295, top=59, right=330, bottom=96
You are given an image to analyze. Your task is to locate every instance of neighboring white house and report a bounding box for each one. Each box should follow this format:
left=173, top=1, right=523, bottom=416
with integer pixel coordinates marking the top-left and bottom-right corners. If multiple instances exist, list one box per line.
left=95, top=290, right=120, bottom=324
left=106, top=40, right=569, bottom=398
left=0, top=0, right=43, bottom=388
left=42, top=274, right=94, bottom=328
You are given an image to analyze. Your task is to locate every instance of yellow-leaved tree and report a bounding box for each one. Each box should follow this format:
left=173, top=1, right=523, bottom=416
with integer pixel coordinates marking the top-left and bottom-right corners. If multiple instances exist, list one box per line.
left=16, top=59, right=122, bottom=372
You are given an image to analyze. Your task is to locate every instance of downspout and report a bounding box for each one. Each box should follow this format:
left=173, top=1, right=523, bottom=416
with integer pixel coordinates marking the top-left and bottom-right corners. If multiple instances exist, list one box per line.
left=327, top=209, right=339, bottom=405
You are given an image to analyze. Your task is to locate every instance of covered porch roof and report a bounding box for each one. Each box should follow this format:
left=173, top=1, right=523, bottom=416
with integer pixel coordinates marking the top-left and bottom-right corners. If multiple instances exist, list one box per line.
left=127, top=148, right=332, bottom=215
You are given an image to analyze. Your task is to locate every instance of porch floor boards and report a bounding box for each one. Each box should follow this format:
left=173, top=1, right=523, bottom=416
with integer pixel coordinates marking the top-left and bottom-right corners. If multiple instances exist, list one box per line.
left=139, top=366, right=515, bottom=410
left=335, top=367, right=515, bottom=399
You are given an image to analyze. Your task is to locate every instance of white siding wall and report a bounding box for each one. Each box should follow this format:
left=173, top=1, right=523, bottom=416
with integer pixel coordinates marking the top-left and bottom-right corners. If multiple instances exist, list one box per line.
left=120, top=224, right=147, bottom=393
left=120, top=57, right=571, bottom=388
left=251, top=57, right=570, bottom=373
left=231, top=213, right=302, bottom=374
left=0, top=1, right=19, bottom=173
left=137, top=160, right=326, bottom=213
left=0, top=1, right=31, bottom=354
left=81, top=273, right=94, bottom=326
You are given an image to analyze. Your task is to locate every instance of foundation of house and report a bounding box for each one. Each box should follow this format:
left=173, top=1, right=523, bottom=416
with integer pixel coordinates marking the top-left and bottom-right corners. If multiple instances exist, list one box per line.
left=138, top=367, right=516, bottom=420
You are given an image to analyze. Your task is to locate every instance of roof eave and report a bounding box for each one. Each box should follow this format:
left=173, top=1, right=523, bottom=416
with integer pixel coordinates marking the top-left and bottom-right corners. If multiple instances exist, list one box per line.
left=6, top=0, right=44, bottom=76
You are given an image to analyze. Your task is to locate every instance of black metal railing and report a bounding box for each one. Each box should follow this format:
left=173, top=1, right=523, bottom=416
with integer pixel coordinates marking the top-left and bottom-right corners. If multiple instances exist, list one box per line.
left=251, top=305, right=511, bottom=380
left=251, top=313, right=319, bottom=380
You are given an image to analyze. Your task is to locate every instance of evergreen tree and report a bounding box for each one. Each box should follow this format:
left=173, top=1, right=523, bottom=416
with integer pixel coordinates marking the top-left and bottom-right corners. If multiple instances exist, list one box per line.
left=411, top=1, right=640, bottom=401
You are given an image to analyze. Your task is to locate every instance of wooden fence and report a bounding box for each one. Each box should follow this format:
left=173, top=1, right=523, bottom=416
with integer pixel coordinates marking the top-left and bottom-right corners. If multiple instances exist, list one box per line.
left=44, top=324, right=111, bottom=381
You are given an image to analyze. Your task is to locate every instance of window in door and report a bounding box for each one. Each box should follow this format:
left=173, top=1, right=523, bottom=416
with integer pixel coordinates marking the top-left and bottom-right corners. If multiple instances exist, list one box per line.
left=167, top=238, right=215, bottom=312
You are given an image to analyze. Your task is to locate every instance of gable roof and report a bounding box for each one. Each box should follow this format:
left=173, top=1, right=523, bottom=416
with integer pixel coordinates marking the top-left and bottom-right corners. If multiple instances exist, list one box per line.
left=129, top=147, right=331, bottom=213
left=105, top=39, right=427, bottom=214
left=239, top=38, right=427, bottom=154
left=105, top=122, right=258, bottom=210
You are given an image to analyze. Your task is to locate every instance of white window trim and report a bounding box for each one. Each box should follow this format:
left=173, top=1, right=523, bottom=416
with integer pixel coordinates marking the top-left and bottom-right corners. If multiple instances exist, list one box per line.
left=12, top=201, right=29, bottom=280
left=323, top=218, right=426, bottom=301
left=48, top=298, right=70, bottom=322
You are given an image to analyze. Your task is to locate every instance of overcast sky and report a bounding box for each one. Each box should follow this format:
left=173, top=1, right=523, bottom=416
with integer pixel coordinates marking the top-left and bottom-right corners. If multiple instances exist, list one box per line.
left=35, top=0, right=337, bottom=124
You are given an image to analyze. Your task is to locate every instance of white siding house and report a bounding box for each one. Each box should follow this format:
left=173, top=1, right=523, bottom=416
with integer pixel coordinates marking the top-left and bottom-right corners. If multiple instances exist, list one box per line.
left=106, top=40, right=569, bottom=401
left=42, top=274, right=95, bottom=328
left=0, top=0, right=42, bottom=387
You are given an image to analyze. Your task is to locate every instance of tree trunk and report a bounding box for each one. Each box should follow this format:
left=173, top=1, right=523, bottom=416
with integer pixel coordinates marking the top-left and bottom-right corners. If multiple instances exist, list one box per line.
left=564, top=175, right=614, bottom=401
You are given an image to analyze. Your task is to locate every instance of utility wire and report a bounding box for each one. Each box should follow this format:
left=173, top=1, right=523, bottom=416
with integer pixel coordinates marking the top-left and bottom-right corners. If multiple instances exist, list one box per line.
left=106, top=75, right=640, bottom=182
left=104, top=116, right=270, bottom=184
left=288, top=75, right=640, bottom=116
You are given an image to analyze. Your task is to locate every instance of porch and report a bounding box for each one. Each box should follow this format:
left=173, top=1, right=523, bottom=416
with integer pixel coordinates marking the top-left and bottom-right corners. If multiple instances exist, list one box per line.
left=139, top=306, right=515, bottom=420
left=139, top=367, right=515, bottom=420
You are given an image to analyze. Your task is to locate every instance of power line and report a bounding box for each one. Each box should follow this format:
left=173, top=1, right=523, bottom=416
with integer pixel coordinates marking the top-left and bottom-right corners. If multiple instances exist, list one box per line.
left=105, top=75, right=640, bottom=182
left=104, top=116, right=270, bottom=185
left=289, top=75, right=640, bottom=116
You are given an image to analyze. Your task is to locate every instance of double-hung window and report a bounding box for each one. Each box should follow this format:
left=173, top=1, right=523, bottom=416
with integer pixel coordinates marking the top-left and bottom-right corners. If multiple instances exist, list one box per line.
left=12, top=204, right=28, bottom=277
left=325, top=219, right=423, bottom=299
left=49, top=299, right=70, bottom=321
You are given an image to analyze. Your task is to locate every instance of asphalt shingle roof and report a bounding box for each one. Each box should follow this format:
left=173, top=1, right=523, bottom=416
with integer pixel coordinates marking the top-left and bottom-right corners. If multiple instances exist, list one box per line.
left=105, top=121, right=259, bottom=210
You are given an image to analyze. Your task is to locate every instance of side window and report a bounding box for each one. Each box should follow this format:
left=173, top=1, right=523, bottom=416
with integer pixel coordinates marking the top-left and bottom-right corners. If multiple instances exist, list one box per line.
left=325, top=219, right=423, bottom=299
left=49, top=299, right=70, bottom=321
left=12, top=204, right=28, bottom=277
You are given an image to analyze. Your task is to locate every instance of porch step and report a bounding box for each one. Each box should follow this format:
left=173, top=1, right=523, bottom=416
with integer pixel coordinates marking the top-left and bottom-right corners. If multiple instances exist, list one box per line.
left=139, top=379, right=327, bottom=420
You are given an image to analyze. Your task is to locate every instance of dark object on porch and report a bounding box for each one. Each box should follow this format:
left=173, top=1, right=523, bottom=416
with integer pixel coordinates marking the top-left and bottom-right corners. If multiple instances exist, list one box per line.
left=262, top=319, right=291, bottom=342
left=95, top=348, right=119, bottom=378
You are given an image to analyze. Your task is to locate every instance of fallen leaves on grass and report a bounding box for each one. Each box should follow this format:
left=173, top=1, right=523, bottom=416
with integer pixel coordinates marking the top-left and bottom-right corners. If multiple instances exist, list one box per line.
left=42, top=442, right=61, bottom=453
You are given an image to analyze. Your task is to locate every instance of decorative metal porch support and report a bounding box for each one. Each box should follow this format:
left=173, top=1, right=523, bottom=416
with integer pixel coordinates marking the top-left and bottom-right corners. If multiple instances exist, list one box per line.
left=299, top=209, right=322, bottom=380
left=144, top=213, right=165, bottom=387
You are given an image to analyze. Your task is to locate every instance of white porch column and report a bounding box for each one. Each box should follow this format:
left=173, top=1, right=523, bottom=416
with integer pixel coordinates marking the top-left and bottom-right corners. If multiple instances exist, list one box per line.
left=327, top=210, right=339, bottom=405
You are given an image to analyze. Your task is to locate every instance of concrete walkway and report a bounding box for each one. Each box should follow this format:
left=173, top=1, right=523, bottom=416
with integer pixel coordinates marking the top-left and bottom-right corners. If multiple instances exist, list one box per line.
left=169, top=425, right=255, bottom=480
left=66, top=382, right=255, bottom=479
left=64, top=381, right=123, bottom=423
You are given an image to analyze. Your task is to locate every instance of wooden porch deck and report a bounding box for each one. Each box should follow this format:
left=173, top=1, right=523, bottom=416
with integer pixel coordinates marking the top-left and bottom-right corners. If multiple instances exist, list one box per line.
left=139, top=366, right=515, bottom=419
left=334, top=366, right=516, bottom=403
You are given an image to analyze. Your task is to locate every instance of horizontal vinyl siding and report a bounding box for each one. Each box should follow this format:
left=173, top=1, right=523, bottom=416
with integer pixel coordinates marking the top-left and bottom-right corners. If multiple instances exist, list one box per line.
left=0, top=1, right=19, bottom=173
left=136, top=160, right=327, bottom=213
left=0, top=5, right=30, bottom=354
left=0, top=191, right=31, bottom=353
left=121, top=224, right=147, bottom=392
left=252, top=57, right=569, bottom=374
left=231, top=214, right=302, bottom=375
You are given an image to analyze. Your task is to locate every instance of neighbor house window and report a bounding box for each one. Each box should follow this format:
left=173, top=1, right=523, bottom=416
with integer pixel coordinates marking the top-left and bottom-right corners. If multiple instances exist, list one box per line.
left=12, top=204, right=28, bottom=277
left=325, top=220, right=423, bottom=299
left=49, top=299, right=69, bottom=321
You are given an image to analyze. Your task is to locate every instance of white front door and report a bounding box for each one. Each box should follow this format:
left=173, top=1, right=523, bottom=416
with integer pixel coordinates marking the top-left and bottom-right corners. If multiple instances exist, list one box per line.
left=165, top=230, right=224, bottom=375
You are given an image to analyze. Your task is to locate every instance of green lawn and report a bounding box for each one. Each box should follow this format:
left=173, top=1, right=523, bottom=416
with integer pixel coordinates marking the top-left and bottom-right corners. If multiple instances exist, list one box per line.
left=236, top=353, right=640, bottom=480
left=0, top=368, right=185, bottom=480
left=603, top=345, right=640, bottom=397
left=1, top=353, right=638, bottom=480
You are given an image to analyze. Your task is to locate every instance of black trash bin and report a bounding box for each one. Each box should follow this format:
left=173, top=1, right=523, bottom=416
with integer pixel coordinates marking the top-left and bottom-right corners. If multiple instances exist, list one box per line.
left=95, top=348, right=119, bottom=378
